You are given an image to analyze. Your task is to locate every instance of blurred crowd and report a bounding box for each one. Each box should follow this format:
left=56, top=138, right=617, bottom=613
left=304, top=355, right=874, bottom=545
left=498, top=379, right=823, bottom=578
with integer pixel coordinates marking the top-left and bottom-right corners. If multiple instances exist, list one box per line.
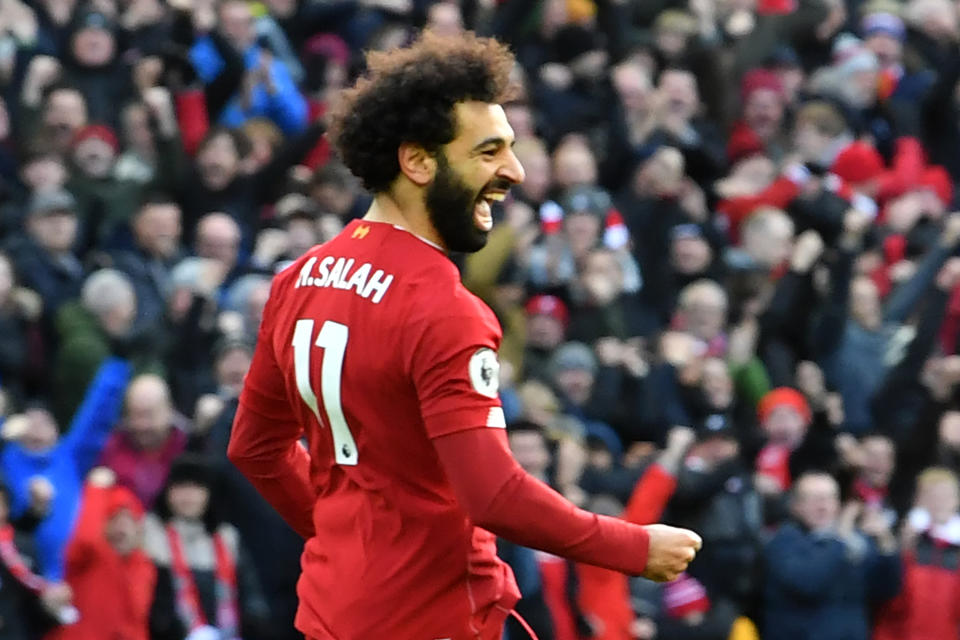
left=2, top=0, right=960, bottom=638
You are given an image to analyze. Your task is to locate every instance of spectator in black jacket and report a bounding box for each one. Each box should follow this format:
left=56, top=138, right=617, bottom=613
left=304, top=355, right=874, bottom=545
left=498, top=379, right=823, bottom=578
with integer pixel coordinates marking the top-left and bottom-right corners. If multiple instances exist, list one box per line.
left=763, top=471, right=902, bottom=640
left=59, top=9, right=134, bottom=129
left=0, top=252, right=42, bottom=407
left=3, top=189, right=83, bottom=341
left=669, top=416, right=764, bottom=610
left=111, top=194, right=184, bottom=336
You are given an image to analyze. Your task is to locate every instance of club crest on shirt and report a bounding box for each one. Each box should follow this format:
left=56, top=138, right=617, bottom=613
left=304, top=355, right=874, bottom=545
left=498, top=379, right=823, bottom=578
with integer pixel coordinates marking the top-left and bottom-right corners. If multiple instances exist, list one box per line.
left=469, top=348, right=500, bottom=398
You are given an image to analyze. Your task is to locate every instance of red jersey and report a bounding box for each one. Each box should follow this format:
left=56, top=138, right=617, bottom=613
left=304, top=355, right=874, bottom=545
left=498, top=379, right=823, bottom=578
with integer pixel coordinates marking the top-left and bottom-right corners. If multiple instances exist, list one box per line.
left=237, top=219, right=520, bottom=639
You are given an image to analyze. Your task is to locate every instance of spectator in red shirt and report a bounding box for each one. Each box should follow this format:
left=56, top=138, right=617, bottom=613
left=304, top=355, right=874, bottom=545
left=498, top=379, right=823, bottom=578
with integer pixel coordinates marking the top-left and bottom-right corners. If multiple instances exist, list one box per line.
left=875, top=467, right=960, bottom=640
left=50, top=467, right=155, bottom=640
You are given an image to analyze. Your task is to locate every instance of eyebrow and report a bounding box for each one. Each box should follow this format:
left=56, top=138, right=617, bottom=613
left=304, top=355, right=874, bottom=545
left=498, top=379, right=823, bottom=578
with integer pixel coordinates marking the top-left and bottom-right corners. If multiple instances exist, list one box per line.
left=471, top=137, right=516, bottom=152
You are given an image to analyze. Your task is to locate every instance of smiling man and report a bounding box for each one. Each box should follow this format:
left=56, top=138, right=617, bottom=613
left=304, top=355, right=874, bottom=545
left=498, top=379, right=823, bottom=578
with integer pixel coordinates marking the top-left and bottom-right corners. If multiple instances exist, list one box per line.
left=228, top=31, right=701, bottom=640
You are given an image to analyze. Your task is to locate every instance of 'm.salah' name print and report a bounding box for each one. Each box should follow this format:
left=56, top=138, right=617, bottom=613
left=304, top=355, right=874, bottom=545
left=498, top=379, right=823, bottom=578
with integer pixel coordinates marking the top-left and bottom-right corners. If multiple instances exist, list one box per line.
left=294, top=256, right=394, bottom=303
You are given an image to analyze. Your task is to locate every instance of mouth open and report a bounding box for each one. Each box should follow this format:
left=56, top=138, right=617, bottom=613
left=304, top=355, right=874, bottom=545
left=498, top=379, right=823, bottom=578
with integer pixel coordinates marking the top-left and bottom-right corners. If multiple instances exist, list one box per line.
left=474, top=190, right=507, bottom=232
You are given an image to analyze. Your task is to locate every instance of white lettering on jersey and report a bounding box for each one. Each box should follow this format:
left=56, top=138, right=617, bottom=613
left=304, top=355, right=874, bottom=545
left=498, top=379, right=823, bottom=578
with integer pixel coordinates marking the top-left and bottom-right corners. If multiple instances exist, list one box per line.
left=345, top=263, right=371, bottom=294
left=294, top=256, right=394, bottom=303
left=316, top=256, right=334, bottom=285
left=326, top=257, right=346, bottom=288
left=468, top=348, right=500, bottom=399
left=362, top=270, right=394, bottom=303
left=296, top=257, right=317, bottom=287
left=334, top=259, right=355, bottom=289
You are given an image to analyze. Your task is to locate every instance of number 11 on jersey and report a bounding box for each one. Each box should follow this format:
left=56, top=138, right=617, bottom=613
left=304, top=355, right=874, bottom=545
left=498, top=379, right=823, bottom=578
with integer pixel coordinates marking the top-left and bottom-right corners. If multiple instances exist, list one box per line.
left=292, top=319, right=359, bottom=466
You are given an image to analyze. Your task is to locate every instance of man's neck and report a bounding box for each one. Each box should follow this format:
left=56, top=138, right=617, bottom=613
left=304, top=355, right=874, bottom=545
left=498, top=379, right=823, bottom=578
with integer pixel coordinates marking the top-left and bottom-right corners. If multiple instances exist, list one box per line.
left=364, top=190, right=446, bottom=252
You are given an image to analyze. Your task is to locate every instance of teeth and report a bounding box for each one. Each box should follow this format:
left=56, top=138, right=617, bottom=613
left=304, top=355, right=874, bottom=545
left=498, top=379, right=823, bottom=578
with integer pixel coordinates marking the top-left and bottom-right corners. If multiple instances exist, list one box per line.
left=475, top=199, right=493, bottom=230
left=484, top=192, right=506, bottom=202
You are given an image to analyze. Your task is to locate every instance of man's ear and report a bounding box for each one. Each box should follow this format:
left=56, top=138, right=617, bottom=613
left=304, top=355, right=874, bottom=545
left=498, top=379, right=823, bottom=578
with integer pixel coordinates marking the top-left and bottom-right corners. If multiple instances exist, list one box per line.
left=397, top=143, right=437, bottom=187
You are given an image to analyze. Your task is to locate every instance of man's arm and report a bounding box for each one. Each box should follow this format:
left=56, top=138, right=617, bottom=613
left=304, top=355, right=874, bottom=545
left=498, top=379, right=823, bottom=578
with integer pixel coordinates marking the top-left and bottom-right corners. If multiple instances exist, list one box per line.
left=229, top=400, right=315, bottom=539
left=228, top=287, right=315, bottom=540
left=410, top=303, right=699, bottom=581
left=432, top=427, right=698, bottom=581
left=62, top=357, right=132, bottom=474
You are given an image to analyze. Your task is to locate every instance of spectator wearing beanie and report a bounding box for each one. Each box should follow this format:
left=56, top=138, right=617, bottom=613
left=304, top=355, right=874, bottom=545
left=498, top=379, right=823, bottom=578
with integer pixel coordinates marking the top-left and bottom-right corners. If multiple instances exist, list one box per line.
left=50, top=468, right=156, bottom=640
left=66, top=123, right=143, bottom=250
left=727, top=68, right=788, bottom=164
left=3, top=189, right=84, bottom=338
left=548, top=342, right=622, bottom=450
left=523, top=294, right=570, bottom=383
left=755, top=387, right=811, bottom=492
left=860, top=8, right=934, bottom=105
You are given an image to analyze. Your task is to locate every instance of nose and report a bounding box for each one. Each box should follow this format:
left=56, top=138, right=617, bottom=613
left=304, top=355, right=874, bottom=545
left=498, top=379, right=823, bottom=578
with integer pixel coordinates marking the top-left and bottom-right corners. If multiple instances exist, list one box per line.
left=498, top=149, right=525, bottom=185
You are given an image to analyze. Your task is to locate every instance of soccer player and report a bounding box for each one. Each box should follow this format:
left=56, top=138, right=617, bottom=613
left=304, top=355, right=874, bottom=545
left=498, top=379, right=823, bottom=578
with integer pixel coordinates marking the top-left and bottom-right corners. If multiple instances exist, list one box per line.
left=228, top=32, right=702, bottom=640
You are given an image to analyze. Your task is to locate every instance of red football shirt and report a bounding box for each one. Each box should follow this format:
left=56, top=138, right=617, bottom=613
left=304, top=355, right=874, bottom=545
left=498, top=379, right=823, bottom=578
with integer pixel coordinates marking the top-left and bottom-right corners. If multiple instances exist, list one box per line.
left=237, top=219, right=520, bottom=639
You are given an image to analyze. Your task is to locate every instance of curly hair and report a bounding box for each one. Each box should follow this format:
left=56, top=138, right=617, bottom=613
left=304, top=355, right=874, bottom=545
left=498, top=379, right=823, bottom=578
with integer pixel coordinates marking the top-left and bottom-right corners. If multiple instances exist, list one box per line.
left=327, top=31, right=516, bottom=193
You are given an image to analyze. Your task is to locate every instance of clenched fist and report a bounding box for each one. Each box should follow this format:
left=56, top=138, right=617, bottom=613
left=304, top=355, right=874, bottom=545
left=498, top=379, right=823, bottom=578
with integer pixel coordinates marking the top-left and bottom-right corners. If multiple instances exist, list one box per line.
left=642, top=524, right=702, bottom=582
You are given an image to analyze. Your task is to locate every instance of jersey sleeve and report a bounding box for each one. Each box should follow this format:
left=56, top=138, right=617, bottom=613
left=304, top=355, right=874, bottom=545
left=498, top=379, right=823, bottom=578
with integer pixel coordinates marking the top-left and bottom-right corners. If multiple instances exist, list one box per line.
left=408, top=294, right=506, bottom=439
left=229, top=280, right=316, bottom=539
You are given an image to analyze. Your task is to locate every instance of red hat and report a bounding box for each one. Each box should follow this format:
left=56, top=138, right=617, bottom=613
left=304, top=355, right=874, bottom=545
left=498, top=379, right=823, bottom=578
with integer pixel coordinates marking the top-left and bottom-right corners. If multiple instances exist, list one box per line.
left=663, top=572, right=711, bottom=619
left=831, top=141, right=884, bottom=185
left=525, top=294, right=569, bottom=328
left=919, top=166, right=953, bottom=207
left=756, top=0, right=796, bottom=15
left=106, top=485, right=144, bottom=519
left=72, top=124, right=119, bottom=153
left=757, top=387, right=811, bottom=425
left=727, top=121, right=765, bottom=164
left=740, top=68, right=784, bottom=104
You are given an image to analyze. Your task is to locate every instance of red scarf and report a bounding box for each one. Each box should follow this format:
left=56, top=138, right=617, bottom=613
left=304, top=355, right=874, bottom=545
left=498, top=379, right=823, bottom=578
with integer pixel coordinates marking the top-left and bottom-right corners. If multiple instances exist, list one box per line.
left=756, top=443, right=792, bottom=491
left=166, top=524, right=240, bottom=639
left=852, top=478, right=888, bottom=508
left=0, top=524, right=46, bottom=594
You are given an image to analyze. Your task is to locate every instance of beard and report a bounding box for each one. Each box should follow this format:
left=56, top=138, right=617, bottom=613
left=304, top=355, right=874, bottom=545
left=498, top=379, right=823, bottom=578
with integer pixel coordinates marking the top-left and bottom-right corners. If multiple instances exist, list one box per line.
left=425, top=151, right=494, bottom=253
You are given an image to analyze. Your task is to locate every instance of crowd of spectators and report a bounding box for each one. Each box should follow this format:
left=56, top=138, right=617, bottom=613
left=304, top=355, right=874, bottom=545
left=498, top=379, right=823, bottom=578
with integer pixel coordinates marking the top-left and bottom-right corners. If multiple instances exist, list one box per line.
left=3, top=0, right=960, bottom=638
